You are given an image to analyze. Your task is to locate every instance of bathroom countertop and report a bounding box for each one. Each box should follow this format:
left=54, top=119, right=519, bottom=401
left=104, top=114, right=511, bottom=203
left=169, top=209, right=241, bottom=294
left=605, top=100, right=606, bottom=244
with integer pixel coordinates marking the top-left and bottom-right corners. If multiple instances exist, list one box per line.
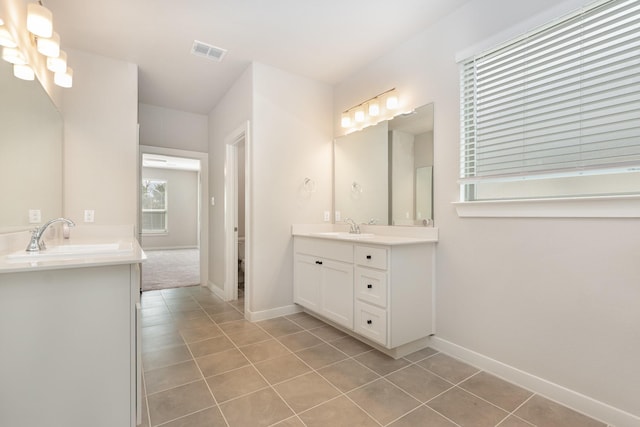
left=0, top=237, right=146, bottom=274
left=292, top=223, right=438, bottom=246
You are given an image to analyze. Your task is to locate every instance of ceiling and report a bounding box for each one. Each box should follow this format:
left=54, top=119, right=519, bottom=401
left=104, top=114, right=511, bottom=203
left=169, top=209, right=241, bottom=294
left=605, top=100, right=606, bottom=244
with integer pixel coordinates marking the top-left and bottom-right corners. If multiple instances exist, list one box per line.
left=45, top=0, right=470, bottom=114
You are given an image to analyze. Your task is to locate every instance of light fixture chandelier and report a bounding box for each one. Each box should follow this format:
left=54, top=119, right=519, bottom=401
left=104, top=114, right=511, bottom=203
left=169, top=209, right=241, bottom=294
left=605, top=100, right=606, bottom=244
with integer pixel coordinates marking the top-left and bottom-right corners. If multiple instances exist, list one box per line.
left=0, top=2, right=74, bottom=88
left=340, top=88, right=400, bottom=130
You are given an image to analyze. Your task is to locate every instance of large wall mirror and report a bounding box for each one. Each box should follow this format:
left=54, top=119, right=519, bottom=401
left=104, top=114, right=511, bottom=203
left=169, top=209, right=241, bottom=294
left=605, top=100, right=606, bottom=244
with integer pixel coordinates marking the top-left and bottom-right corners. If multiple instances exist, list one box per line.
left=0, top=59, right=63, bottom=232
left=334, top=103, right=433, bottom=226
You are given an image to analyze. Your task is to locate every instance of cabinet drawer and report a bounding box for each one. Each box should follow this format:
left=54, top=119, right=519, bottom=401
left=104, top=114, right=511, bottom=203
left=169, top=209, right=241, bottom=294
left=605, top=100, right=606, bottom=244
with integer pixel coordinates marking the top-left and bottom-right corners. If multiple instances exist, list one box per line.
left=295, top=237, right=353, bottom=263
left=355, top=267, right=387, bottom=308
left=355, top=245, right=387, bottom=270
left=354, top=301, right=387, bottom=346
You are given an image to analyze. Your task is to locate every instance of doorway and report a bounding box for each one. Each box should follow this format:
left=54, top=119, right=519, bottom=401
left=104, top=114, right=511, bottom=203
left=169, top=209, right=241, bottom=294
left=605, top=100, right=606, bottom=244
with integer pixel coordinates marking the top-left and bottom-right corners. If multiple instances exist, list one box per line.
left=224, top=122, right=250, bottom=310
left=139, top=146, right=209, bottom=290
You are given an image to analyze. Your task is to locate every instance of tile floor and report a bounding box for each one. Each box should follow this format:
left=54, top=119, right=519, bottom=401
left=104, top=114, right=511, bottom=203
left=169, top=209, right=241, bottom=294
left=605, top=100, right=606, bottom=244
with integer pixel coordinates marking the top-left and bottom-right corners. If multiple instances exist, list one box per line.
left=139, top=286, right=609, bottom=427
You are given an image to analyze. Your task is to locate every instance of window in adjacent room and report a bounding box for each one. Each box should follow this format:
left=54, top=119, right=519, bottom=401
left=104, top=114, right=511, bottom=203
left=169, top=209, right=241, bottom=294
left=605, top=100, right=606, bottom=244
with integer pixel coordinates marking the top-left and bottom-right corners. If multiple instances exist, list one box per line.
left=459, top=0, right=640, bottom=202
left=141, top=179, right=168, bottom=234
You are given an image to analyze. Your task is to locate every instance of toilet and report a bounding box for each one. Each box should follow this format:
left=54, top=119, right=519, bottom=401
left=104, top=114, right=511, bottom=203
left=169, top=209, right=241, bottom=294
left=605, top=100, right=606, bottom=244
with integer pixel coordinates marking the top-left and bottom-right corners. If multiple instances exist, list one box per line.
left=237, top=237, right=245, bottom=284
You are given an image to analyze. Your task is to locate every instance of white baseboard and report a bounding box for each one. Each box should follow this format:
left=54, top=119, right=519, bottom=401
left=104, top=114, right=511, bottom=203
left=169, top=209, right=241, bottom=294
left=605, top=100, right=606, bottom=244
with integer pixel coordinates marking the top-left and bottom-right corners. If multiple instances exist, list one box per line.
left=206, top=281, right=225, bottom=300
left=245, top=304, right=302, bottom=322
left=430, top=336, right=639, bottom=427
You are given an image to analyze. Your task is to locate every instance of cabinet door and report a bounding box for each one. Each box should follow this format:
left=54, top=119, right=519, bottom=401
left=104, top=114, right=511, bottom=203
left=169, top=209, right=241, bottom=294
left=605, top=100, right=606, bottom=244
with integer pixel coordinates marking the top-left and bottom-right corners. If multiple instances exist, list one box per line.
left=320, top=259, right=354, bottom=329
left=294, top=254, right=322, bottom=312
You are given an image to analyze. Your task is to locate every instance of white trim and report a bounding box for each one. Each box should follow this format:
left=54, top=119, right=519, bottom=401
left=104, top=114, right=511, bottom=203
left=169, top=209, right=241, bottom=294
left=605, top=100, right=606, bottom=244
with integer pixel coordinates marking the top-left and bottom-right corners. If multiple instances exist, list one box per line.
left=139, top=145, right=209, bottom=287
left=207, top=281, right=225, bottom=300
left=223, top=121, right=251, bottom=309
left=245, top=304, right=302, bottom=322
left=453, top=195, right=640, bottom=218
left=455, top=0, right=594, bottom=62
left=429, top=336, right=640, bottom=427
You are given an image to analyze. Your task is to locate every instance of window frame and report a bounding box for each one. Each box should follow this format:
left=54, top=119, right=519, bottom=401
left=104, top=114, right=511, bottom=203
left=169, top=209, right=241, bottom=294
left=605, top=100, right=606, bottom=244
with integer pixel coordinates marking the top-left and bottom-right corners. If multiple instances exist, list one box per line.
left=141, top=179, right=169, bottom=234
left=456, top=0, right=640, bottom=217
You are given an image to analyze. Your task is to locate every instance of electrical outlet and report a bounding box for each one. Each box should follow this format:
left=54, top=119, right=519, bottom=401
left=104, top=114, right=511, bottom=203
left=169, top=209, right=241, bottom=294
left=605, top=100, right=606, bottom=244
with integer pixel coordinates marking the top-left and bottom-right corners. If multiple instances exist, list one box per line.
left=84, top=209, right=95, bottom=223
left=323, top=211, right=330, bottom=222
left=335, top=211, right=341, bottom=222
left=28, top=209, right=41, bottom=224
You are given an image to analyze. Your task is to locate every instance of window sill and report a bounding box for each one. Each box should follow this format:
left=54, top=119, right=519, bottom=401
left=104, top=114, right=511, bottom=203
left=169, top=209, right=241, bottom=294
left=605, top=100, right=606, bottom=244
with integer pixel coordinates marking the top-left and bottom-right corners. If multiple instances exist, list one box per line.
left=453, top=195, right=640, bottom=218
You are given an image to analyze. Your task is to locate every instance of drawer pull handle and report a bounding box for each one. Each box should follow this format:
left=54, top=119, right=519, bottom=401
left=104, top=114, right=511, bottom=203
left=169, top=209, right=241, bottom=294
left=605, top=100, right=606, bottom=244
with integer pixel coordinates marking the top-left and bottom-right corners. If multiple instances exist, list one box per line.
left=366, top=255, right=372, bottom=260
left=367, top=284, right=373, bottom=289
left=315, top=260, right=323, bottom=265
left=367, top=319, right=372, bottom=325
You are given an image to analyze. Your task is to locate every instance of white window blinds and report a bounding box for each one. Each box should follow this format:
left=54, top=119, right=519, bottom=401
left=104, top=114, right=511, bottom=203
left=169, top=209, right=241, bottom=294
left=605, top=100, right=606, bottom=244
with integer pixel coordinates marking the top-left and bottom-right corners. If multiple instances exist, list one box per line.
left=460, top=0, right=640, bottom=185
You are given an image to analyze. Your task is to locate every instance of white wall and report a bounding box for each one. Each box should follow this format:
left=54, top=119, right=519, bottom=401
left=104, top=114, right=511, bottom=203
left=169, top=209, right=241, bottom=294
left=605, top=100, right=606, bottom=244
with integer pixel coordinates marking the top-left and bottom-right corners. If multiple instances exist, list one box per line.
left=208, top=62, right=333, bottom=315
left=208, top=66, right=253, bottom=294
left=250, top=63, right=333, bottom=314
left=62, top=49, right=138, bottom=227
left=335, top=0, right=640, bottom=424
left=141, top=167, right=198, bottom=249
left=139, top=104, right=208, bottom=152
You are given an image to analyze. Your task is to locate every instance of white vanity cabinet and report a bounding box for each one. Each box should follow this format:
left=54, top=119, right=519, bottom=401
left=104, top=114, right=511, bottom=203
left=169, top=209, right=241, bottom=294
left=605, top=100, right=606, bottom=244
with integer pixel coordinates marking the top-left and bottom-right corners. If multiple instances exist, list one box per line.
left=294, top=237, right=354, bottom=329
left=0, top=254, right=143, bottom=427
left=293, top=235, right=435, bottom=355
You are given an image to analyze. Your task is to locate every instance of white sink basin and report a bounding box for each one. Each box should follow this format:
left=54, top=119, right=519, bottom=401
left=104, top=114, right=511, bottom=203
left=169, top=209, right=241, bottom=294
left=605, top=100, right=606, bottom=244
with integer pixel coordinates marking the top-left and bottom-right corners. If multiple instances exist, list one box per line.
left=310, top=232, right=375, bottom=239
left=6, top=242, right=133, bottom=262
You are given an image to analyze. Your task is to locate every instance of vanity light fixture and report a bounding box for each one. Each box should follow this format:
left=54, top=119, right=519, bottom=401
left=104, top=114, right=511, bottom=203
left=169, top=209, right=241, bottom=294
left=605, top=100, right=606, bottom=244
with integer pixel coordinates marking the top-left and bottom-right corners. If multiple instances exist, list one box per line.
left=13, top=63, right=35, bottom=80
left=368, top=99, right=380, bottom=117
left=54, top=66, right=73, bottom=88
left=0, top=2, right=75, bottom=88
left=385, top=89, right=399, bottom=110
left=0, top=24, right=18, bottom=48
left=340, top=88, right=400, bottom=130
left=27, top=2, right=53, bottom=38
left=47, top=49, right=66, bottom=72
left=2, top=47, right=27, bottom=65
left=36, top=30, right=60, bottom=57
left=341, top=112, right=352, bottom=128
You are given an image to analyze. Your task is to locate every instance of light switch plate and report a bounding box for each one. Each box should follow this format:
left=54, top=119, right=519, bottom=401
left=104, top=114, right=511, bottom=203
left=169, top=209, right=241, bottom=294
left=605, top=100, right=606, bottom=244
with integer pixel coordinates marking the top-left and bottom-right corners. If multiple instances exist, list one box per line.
left=28, top=209, right=41, bottom=224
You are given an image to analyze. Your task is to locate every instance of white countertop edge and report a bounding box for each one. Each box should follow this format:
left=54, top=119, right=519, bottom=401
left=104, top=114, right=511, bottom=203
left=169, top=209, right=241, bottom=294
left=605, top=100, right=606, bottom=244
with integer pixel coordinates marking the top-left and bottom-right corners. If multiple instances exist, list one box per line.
left=0, top=238, right=146, bottom=274
left=292, top=224, right=438, bottom=245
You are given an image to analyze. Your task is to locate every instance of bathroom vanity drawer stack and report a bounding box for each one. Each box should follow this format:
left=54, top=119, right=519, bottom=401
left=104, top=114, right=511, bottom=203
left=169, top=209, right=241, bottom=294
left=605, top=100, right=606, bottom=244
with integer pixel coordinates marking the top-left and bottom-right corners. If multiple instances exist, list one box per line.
left=354, top=245, right=389, bottom=345
left=294, top=236, right=435, bottom=351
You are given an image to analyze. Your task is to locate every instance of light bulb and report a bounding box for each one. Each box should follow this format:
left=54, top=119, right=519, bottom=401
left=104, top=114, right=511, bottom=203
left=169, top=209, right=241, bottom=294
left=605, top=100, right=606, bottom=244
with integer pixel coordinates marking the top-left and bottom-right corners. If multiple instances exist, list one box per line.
left=368, top=99, right=380, bottom=117
left=14, top=63, right=35, bottom=80
left=2, top=47, right=27, bottom=65
left=0, top=25, right=17, bottom=48
left=47, top=50, right=67, bottom=72
left=37, top=31, right=60, bottom=57
left=341, top=112, right=352, bottom=128
left=354, top=107, right=365, bottom=123
left=386, top=91, right=399, bottom=110
left=54, top=66, right=73, bottom=88
left=27, top=3, right=53, bottom=38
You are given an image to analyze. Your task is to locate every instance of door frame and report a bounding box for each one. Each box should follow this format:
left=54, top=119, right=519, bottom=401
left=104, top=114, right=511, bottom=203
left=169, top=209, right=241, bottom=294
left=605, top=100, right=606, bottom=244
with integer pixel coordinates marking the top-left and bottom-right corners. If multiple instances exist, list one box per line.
left=224, top=121, right=250, bottom=307
left=138, top=145, right=209, bottom=288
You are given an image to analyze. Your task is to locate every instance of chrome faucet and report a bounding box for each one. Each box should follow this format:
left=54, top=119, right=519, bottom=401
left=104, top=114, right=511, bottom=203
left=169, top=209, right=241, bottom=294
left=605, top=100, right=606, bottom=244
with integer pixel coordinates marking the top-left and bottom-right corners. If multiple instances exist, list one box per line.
left=344, top=217, right=360, bottom=234
left=26, top=217, right=76, bottom=252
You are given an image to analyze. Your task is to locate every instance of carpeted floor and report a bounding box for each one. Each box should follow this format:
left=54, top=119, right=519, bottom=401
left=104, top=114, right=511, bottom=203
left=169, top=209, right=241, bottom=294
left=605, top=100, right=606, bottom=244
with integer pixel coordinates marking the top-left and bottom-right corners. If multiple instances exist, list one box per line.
left=142, top=248, right=200, bottom=291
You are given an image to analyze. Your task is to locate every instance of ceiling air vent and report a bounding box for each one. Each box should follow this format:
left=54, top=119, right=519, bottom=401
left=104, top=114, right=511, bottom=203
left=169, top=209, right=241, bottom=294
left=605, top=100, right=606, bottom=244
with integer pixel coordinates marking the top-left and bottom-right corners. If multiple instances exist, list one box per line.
left=191, top=40, right=227, bottom=62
